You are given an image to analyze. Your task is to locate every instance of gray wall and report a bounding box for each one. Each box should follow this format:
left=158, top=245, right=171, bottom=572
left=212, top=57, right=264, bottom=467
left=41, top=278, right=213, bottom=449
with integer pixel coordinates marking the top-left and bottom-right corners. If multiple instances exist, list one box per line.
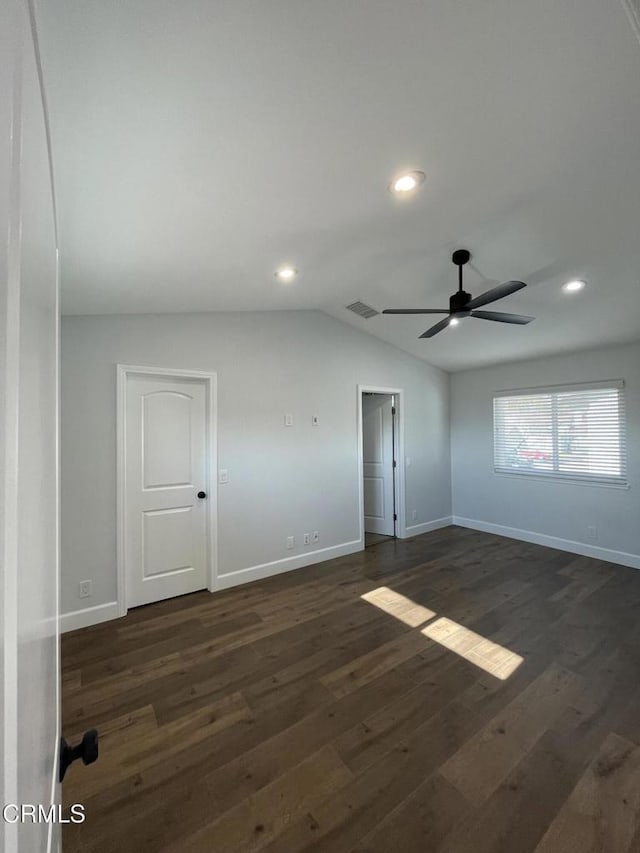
left=451, top=342, right=640, bottom=563
left=61, top=310, right=451, bottom=616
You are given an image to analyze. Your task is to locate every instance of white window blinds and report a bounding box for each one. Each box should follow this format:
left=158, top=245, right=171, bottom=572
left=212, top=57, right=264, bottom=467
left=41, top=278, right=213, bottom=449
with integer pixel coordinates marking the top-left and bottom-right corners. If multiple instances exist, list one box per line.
left=493, top=381, right=627, bottom=485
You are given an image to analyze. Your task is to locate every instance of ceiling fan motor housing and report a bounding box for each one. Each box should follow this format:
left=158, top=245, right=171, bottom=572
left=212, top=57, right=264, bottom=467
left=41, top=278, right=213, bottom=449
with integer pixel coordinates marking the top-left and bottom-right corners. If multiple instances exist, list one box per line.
left=450, top=290, right=472, bottom=314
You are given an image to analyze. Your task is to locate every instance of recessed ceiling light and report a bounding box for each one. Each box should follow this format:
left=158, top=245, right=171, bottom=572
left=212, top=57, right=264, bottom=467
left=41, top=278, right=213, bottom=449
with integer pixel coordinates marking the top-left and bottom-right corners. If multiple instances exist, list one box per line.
left=562, top=279, right=586, bottom=293
left=449, top=317, right=460, bottom=326
left=275, top=266, right=297, bottom=282
left=390, top=170, right=425, bottom=195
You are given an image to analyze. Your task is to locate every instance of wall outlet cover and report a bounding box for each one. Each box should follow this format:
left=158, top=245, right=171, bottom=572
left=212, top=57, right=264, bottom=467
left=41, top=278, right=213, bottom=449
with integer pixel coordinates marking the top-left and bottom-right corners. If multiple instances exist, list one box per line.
left=303, top=533, right=310, bottom=545
left=78, top=580, right=92, bottom=599
left=286, top=536, right=295, bottom=549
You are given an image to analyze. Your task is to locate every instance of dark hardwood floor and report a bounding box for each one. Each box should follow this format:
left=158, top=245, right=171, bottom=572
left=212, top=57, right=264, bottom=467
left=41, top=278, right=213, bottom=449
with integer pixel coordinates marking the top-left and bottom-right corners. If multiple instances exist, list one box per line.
left=61, top=527, right=640, bottom=852
left=364, top=532, right=395, bottom=547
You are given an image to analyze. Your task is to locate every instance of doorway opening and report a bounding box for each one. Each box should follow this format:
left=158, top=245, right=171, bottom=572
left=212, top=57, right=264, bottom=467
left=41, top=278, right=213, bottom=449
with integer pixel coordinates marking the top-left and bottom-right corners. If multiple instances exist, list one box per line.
left=358, top=387, right=403, bottom=548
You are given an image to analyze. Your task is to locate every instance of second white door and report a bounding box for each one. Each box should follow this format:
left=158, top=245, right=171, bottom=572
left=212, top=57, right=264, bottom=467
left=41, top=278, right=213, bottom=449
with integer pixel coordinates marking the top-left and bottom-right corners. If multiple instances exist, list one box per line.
left=362, top=393, right=396, bottom=536
left=124, top=372, right=210, bottom=607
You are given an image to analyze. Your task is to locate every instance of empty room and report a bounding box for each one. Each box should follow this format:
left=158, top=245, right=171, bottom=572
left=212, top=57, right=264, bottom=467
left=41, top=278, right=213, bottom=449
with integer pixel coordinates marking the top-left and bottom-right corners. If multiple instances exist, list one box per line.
left=2, top=0, right=640, bottom=851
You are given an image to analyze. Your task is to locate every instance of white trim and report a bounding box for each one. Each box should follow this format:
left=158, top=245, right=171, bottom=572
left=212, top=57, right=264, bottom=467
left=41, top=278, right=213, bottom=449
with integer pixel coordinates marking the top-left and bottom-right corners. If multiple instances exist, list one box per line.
left=452, top=516, right=640, bottom=570
left=216, top=539, right=362, bottom=590
left=493, top=378, right=625, bottom=397
left=493, top=471, right=630, bottom=490
left=403, top=516, right=453, bottom=538
left=116, top=364, right=218, bottom=617
left=60, top=539, right=363, bottom=628
left=59, top=512, right=640, bottom=631
left=2, top=12, right=25, bottom=829
left=357, top=385, right=406, bottom=543
left=26, top=0, right=62, bottom=825
left=46, top=734, right=60, bottom=853
left=60, top=602, right=122, bottom=633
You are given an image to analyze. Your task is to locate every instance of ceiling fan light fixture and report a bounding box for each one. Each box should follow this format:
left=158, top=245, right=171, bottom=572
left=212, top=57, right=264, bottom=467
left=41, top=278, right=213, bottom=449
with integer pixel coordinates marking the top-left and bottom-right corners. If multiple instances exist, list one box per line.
left=275, top=266, right=298, bottom=282
left=449, top=317, right=460, bottom=326
left=562, top=279, right=586, bottom=293
left=390, top=170, right=425, bottom=195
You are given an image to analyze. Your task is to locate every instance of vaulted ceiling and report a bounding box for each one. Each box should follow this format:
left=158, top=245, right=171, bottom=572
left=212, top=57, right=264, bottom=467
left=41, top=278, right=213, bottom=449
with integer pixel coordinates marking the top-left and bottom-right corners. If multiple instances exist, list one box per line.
left=39, top=0, right=640, bottom=370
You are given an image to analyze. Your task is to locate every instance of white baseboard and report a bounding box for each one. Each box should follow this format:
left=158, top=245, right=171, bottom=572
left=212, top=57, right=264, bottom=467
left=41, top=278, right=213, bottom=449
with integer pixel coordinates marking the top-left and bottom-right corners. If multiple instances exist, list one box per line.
left=60, top=601, right=121, bottom=633
left=452, top=516, right=640, bottom=570
left=60, top=542, right=364, bottom=630
left=402, top=516, right=453, bottom=538
left=215, top=538, right=363, bottom=591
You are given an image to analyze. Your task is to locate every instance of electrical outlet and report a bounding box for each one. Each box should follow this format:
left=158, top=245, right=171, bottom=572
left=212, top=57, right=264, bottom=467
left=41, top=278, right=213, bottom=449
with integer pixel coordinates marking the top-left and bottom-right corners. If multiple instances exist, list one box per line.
left=412, top=510, right=418, bottom=521
left=303, top=533, right=310, bottom=545
left=286, top=536, right=295, bottom=549
left=78, top=579, right=92, bottom=599
left=586, top=525, right=598, bottom=541
left=312, top=531, right=319, bottom=544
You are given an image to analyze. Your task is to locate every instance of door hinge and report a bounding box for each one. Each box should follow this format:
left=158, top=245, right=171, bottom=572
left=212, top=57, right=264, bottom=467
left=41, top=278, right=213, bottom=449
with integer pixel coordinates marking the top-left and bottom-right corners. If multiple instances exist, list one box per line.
left=393, top=459, right=397, bottom=468
left=393, top=513, right=398, bottom=521
left=392, top=406, right=396, bottom=415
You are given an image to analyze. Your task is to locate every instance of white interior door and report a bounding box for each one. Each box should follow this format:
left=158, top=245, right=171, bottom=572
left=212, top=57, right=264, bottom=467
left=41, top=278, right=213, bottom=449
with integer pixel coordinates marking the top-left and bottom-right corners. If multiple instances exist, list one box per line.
left=124, top=373, right=210, bottom=607
left=362, top=394, right=395, bottom=536
left=1, top=1, right=60, bottom=850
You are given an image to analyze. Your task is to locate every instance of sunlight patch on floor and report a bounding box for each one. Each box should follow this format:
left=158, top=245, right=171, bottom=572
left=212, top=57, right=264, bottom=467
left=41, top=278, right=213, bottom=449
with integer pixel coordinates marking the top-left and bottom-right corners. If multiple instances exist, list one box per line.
left=421, top=617, right=523, bottom=680
left=361, top=588, right=523, bottom=679
left=360, top=586, right=436, bottom=628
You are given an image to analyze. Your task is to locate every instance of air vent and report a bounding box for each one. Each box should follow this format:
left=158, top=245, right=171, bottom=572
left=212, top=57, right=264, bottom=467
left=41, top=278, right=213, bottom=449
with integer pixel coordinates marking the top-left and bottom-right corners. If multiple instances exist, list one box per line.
left=345, top=301, right=379, bottom=319
left=621, top=0, right=640, bottom=45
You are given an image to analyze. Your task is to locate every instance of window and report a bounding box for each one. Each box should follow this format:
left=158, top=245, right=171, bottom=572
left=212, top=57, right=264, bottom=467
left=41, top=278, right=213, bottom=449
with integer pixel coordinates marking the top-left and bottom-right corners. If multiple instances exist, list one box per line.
left=493, top=381, right=627, bottom=485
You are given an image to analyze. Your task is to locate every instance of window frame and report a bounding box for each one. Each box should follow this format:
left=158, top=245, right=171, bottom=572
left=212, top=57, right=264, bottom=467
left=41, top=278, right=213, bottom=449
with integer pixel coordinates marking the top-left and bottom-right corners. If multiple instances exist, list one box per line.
left=492, top=380, right=627, bottom=488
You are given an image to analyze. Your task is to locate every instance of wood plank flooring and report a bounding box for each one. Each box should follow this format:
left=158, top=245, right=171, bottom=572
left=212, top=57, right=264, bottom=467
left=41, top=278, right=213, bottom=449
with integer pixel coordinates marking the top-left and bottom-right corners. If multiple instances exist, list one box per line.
left=364, top=532, right=394, bottom=547
left=61, top=527, right=640, bottom=852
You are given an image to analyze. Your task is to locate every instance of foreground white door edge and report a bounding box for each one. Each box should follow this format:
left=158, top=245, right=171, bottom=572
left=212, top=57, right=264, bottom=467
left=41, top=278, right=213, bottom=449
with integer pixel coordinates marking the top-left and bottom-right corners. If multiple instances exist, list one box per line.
left=119, top=367, right=216, bottom=610
left=1, top=1, right=61, bottom=850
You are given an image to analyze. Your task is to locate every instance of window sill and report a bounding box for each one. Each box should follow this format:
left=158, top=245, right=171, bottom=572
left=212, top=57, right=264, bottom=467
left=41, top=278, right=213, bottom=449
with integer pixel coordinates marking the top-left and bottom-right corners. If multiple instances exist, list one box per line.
left=493, top=471, right=630, bottom=491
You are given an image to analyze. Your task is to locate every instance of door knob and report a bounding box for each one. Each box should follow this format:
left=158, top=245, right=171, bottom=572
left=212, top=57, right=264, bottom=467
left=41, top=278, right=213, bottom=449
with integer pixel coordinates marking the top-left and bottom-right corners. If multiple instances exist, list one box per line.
left=197, top=491, right=207, bottom=499
left=59, top=729, right=99, bottom=782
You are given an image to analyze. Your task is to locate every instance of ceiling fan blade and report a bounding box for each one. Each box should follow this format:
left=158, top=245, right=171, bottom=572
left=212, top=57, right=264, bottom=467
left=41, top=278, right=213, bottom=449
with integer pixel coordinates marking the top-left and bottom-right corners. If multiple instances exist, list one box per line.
left=471, top=310, right=534, bottom=325
left=419, top=317, right=452, bottom=338
left=382, top=308, right=449, bottom=315
left=467, top=280, right=527, bottom=309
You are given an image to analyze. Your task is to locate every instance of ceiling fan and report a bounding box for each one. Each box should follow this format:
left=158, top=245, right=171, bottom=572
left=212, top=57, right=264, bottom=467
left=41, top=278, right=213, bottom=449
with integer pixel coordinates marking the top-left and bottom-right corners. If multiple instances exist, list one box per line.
left=383, top=249, right=534, bottom=338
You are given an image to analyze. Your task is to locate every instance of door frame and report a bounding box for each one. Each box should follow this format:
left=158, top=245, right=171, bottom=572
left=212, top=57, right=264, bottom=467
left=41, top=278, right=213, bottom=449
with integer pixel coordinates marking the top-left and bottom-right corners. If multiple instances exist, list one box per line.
left=116, top=364, right=218, bottom=616
left=357, top=384, right=406, bottom=544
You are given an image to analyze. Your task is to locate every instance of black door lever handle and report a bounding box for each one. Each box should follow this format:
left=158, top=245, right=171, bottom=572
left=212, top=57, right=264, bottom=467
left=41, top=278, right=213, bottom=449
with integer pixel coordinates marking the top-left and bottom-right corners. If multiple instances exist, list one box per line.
left=59, top=729, right=99, bottom=782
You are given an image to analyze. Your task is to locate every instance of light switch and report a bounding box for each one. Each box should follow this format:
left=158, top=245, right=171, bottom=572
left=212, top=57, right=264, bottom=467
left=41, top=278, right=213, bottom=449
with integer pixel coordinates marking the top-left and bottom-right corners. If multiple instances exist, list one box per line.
left=406, top=456, right=412, bottom=467
left=311, top=415, right=319, bottom=426
left=284, top=413, right=293, bottom=426
left=219, top=469, right=229, bottom=484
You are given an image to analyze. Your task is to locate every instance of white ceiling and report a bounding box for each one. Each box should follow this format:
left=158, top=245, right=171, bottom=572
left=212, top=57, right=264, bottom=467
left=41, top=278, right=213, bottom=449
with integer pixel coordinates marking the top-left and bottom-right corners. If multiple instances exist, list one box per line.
left=39, top=0, right=640, bottom=371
